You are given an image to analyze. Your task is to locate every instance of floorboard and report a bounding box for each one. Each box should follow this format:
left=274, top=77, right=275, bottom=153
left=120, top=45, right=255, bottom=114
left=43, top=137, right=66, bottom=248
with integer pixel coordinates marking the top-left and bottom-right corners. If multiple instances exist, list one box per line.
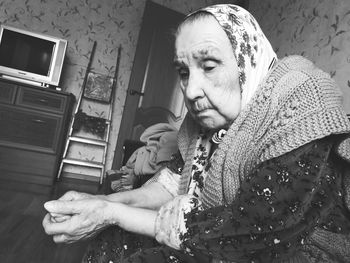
left=0, top=177, right=102, bottom=263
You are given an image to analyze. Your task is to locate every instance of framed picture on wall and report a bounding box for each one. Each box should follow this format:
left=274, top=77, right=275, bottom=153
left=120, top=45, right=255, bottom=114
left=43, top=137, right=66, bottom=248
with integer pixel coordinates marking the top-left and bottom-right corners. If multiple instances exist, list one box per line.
left=84, top=72, right=114, bottom=103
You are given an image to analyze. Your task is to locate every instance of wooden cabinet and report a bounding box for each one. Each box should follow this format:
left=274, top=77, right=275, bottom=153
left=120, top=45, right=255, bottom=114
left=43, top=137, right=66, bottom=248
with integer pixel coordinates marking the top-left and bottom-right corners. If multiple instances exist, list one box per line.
left=0, top=79, right=74, bottom=185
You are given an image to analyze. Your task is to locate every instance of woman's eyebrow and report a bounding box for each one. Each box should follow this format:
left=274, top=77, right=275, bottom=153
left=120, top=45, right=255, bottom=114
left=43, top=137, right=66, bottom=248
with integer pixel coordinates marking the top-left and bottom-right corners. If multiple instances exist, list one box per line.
left=173, top=59, right=186, bottom=68
left=173, top=48, right=220, bottom=67
left=192, top=48, right=219, bottom=60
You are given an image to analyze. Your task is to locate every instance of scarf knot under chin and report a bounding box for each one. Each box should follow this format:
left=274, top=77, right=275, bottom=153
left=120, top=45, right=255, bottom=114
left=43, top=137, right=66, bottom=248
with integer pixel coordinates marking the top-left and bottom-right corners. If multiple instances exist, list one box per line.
left=177, top=55, right=350, bottom=209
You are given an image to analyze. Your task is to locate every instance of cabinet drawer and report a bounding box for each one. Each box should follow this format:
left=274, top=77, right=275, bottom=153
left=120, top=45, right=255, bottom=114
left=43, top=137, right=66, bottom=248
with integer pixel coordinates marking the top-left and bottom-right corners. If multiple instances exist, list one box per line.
left=16, top=87, right=67, bottom=113
left=0, top=81, right=17, bottom=103
left=0, top=105, right=62, bottom=153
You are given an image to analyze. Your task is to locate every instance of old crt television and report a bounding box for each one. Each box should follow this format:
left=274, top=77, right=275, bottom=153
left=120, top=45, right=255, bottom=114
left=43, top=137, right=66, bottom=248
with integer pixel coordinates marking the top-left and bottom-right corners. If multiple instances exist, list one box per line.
left=0, top=25, right=67, bottom=87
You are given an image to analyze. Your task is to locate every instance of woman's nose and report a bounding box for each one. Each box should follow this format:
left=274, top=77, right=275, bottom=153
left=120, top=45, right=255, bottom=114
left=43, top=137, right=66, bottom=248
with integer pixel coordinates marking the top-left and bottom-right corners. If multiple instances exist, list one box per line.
left=184, top=71, right=204, bottom=101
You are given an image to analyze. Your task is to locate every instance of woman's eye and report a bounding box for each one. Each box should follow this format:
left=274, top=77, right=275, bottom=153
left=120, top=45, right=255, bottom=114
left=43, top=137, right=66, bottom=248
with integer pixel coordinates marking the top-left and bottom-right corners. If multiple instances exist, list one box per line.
left=203, top=61, right=217, bottom=72
left=177, top=68, right=189, bottom=80
left=204, top=66, right=215, bottom=72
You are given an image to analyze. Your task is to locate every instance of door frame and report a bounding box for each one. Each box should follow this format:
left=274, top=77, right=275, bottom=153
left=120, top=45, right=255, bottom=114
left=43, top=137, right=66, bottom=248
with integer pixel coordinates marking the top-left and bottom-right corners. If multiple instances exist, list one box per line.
left=112, top=1, right=184, bottom=169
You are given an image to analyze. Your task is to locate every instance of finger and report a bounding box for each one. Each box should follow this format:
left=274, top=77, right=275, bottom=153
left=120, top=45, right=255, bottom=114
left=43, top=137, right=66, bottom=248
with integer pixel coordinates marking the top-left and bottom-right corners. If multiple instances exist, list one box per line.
left=42, top=213, right=52, bottom=231
left=58, top=191, right=80, bottom=201
left=53, top=234, right=69, bottom=243
left=43, top=214, right=75, bottom=236
left=44, top=217, right=73, bottom=235
left=53, top=233, right=84, bottom=244
left=59, top=191, right=92, bottom=201
left=50, top=215, right=58, bottom=223
left=50, top=212, right=68, bottom=217
left=51, top=214, right=71, bottom=223
left=44, top=200, right=81, bottom=214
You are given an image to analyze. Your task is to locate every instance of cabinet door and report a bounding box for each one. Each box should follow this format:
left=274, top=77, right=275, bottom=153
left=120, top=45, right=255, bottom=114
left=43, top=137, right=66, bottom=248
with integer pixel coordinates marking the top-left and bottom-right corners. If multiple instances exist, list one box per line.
left=0, top=105, right=62, bottom=153
left=0, top=81, right=17, bottom=104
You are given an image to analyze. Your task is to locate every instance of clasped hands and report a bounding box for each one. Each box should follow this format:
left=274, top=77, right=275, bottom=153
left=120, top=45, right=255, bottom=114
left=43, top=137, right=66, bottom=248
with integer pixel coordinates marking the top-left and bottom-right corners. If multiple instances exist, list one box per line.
left=42, top=190, right=115, bottom=243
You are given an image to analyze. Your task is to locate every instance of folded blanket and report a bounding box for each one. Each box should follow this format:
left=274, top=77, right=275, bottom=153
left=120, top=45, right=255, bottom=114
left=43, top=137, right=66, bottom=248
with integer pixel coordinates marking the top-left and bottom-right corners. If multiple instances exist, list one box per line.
left=109, top=123, right=178, bottom=192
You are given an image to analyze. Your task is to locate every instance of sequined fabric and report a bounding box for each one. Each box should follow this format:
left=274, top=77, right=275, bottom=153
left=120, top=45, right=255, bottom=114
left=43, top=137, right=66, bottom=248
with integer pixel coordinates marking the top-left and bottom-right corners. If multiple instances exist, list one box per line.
left=156, top=133, right=212, bottom=198
left=188, top=134, right=211, bottom=197
left=82, top=227, right=158, bottom=263
left=180, top=136, right=350, bottom=262
left=82, top=227, right=209, bottom=263
left=154, top=195, right=202, bottom=250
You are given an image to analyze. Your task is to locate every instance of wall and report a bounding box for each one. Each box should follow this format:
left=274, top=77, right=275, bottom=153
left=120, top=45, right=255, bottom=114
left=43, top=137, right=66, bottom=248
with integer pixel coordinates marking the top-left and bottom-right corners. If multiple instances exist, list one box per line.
left=249, top=0, right=350, bottom=113
left=0, top=0, right=242, bottom=179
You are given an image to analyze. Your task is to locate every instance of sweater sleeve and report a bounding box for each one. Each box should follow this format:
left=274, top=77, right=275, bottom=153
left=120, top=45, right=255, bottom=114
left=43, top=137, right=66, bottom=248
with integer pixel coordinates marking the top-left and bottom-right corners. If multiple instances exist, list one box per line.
left=156, top=137, right=347, bottom=262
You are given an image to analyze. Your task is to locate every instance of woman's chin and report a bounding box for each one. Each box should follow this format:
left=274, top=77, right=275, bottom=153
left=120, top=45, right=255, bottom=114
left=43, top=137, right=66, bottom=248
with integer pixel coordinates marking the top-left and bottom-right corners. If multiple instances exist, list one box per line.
left=192, top=112, right=227, bottom=130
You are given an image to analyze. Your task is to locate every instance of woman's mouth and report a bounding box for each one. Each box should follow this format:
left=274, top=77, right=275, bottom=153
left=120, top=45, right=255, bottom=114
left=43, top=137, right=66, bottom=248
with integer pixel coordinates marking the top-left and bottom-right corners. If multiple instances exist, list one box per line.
left=192, top=107, right=211, bottom=117
left=192, top=101, right=210, bottom=113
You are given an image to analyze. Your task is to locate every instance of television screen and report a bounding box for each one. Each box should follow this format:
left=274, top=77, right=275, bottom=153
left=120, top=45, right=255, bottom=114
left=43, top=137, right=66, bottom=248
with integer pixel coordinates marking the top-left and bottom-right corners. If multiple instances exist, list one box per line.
left=0, top=25, right=67, bottom=87
left=0, top=29, right=55, bottom=77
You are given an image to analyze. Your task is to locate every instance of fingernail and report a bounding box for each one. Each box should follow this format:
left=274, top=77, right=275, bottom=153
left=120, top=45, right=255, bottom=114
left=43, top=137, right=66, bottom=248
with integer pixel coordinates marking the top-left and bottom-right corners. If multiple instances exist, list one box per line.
left=44, top=201, right=53, bottom=210
left=50, top=212, right=60, bottom=217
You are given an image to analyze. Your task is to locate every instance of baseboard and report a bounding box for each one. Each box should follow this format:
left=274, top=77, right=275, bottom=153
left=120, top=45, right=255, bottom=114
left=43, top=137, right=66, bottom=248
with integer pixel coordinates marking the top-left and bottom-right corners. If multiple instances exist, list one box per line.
left=0, top=168, right=54, bottom=186
left=0, top=177, right=52, bottom=195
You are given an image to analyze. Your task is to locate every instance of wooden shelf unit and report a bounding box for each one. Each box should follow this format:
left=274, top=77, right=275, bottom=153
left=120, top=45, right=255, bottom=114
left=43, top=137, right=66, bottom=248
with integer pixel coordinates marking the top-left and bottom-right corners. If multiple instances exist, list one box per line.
left=0, top=78, right=74, bottom=185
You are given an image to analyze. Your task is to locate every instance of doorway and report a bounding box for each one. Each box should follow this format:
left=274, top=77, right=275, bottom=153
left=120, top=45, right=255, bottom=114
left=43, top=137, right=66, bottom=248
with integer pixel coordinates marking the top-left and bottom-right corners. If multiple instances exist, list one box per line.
left=112, top=1, right=185, bottom=169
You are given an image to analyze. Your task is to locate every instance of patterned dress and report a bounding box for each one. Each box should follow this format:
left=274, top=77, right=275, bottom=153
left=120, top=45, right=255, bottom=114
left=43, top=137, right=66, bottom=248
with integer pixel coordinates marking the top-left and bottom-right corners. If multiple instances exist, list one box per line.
left=82, top=135, right=350, bottom=263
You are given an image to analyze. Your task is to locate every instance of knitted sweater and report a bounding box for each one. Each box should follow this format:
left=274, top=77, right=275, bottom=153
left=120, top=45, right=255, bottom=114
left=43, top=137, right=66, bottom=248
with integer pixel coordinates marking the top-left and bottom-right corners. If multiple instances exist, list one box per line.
left=177, top=55, right=350, bottom=209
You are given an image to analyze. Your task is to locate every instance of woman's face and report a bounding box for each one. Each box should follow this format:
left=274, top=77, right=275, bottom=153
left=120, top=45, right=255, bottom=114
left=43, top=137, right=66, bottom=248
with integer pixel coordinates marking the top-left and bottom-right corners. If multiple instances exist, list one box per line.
left=175, top=15, right=241, bottom=130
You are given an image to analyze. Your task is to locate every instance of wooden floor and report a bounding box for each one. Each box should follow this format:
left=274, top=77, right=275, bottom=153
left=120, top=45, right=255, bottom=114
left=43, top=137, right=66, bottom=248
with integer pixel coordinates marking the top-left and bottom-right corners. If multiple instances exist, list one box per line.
left=0, top=177, right=102, bottom=263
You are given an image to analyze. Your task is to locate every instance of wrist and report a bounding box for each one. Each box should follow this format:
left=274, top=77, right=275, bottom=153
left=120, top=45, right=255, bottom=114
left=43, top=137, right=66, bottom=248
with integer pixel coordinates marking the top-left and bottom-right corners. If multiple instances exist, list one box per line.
left=95, top=194, right=108, bottom=200
left=103, top=200, right=124, bottom=225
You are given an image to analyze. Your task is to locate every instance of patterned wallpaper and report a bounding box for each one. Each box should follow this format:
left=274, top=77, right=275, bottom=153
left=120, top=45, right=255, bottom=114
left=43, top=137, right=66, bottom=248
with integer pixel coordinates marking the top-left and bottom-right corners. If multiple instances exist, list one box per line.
left=0, top=0, right=243, bottom=179
left=249, top=0, right=350, bottom=113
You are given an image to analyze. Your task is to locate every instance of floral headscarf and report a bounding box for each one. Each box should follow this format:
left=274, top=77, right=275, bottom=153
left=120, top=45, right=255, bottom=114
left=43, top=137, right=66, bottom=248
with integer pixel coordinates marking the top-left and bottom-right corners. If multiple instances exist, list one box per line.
left=188, top=5, right=277, bottom=110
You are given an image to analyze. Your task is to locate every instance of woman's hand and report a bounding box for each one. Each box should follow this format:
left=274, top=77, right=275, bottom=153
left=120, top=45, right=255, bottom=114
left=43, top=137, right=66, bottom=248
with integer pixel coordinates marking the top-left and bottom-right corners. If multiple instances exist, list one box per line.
left=42, top=195, right=159, bottom=243
left=42, top=197, right=115, bottom=243
left=58, top=190, right=96, bottom=201
left=42, top=184, right=171, bottom=243
left=48, top=190, right=106, bottom=223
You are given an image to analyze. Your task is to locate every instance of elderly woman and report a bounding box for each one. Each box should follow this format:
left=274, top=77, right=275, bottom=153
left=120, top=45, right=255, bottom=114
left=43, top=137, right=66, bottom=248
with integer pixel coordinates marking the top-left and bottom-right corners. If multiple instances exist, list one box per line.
left=43, top=4, right=350, bottom=263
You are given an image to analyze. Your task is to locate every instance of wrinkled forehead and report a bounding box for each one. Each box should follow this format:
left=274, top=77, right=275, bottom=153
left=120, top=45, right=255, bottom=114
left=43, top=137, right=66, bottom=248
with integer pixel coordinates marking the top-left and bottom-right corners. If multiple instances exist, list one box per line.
left=174, top=15, right=234, bottom=62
